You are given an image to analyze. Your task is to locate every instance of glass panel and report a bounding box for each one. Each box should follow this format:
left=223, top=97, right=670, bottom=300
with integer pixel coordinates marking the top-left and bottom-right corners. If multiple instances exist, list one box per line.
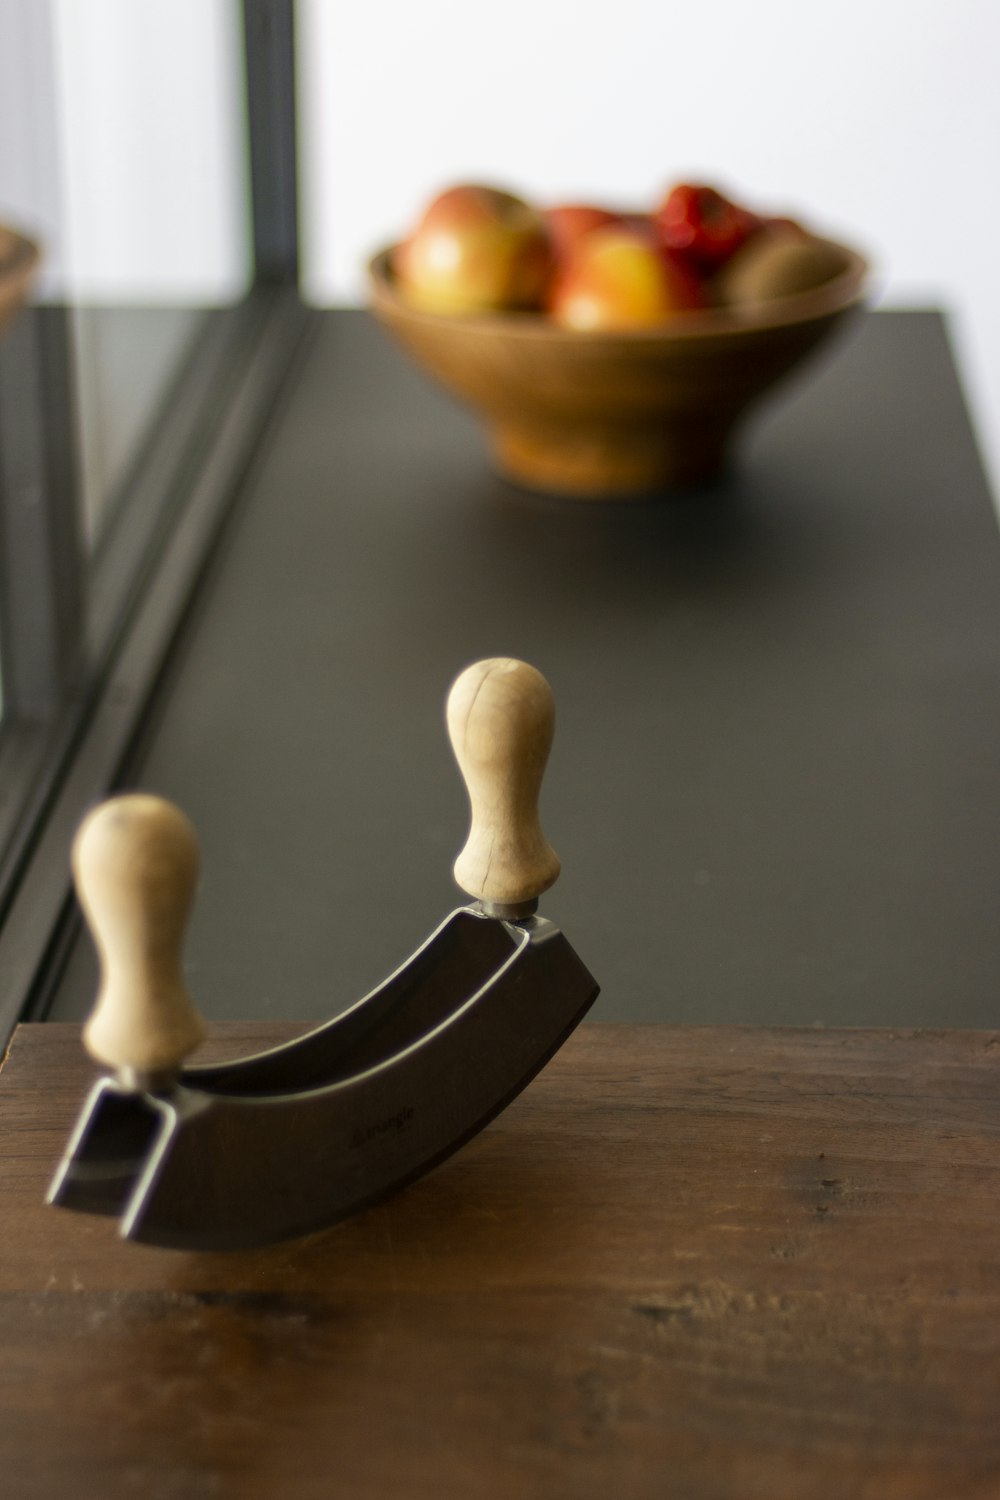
left=0, top=0, right=252, bottom=556
left=70, top=306, right=207, bottom=547
left=0, top=1, right=52, bottom=722
left=51, top=0, right=252, bottom=548
left=0, top=0, right=251, bottom=737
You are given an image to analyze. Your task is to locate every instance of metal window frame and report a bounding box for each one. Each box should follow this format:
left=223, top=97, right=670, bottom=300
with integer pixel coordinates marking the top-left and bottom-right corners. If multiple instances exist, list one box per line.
left=0, top=0, right=308, bottom=1043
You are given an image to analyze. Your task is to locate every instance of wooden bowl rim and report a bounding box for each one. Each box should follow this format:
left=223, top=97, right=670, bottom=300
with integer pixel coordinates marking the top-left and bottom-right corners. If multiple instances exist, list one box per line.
left=368, top=237, right=869, bottom=343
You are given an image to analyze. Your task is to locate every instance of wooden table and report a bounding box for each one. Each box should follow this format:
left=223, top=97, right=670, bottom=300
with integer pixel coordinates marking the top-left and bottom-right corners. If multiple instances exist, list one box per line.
left=3, top=1020, right=998, bottom=1499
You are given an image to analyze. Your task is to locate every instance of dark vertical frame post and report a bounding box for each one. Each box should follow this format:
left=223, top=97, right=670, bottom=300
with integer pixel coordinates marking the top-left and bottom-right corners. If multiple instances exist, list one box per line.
left=0, top=306, right=83, bottom=719
left=242, top=0, right=300, bottom=285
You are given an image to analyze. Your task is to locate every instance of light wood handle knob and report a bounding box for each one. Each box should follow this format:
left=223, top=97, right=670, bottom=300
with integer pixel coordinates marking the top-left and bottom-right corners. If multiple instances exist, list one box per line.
left=73, top=794, right=206, bottom=1081
left=447, top=657, right=560, bottom=913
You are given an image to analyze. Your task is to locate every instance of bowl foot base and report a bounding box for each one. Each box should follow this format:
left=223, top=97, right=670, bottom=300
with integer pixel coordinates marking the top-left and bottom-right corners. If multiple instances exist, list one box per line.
left=491, top=420, right=736, bottom=499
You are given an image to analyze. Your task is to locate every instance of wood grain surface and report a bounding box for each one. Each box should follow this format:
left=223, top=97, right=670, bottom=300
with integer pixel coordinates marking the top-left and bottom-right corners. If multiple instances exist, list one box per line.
left=2, top=1021, right=999, bottom=1499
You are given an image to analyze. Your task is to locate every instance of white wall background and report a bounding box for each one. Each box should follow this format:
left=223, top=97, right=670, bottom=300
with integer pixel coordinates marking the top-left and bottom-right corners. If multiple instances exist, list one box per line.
left=1, top=0, right=998, bottom=501
left=297, top=0, right=1000, bottom=502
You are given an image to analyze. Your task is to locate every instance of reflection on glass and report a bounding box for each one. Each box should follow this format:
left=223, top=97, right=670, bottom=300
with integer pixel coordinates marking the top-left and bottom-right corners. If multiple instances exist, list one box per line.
left=0, top=0, right=252, bottom=710
left=71, top=306, right=207, bottom=546
left=51, top=0, right=252, bottom=548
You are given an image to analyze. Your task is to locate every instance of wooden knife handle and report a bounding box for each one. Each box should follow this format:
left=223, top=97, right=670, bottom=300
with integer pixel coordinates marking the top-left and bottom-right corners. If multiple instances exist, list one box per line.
left=446, top=658, right=560, bottom=914
left=73, top=794, right=206, bottom=1083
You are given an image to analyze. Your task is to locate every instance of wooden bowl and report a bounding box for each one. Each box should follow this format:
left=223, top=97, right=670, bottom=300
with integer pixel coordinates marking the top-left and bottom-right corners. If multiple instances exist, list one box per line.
left=0, top=224, right=41, bottom=336
left=368, top=239, right=868, bottom=498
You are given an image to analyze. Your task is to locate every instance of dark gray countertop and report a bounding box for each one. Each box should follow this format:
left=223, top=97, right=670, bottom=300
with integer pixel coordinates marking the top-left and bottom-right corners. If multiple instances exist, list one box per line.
left=47, top=308, right=1000, bottom=1028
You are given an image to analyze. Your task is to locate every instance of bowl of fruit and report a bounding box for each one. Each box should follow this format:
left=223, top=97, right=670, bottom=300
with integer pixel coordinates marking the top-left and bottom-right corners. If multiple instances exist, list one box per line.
left=368, top=180, right=868, bottom=498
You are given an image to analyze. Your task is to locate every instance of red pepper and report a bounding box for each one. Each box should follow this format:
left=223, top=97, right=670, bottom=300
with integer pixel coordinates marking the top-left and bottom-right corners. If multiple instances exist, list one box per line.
left=656, top=184, right=761, bottom=269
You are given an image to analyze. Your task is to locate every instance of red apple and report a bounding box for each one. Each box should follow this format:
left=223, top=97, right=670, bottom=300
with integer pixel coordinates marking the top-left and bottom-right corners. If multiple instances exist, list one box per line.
left=548, top=226, right=704, bottom=331
left=655, top=183, right=762, bottom=270
left=392, top=184, right=553, bottom=314
left=543, top=203, right=627, bottom=261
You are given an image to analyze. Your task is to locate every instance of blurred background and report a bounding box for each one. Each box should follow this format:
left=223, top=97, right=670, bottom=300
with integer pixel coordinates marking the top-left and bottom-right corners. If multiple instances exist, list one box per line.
left=1, top=0, right=998, bottom=503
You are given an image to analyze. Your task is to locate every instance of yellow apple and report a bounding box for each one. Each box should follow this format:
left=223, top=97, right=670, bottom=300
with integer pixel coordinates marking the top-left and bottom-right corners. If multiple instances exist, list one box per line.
left=393, top=184, right=553, bottom=315
left=547, top=226, right=704, bottom=331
